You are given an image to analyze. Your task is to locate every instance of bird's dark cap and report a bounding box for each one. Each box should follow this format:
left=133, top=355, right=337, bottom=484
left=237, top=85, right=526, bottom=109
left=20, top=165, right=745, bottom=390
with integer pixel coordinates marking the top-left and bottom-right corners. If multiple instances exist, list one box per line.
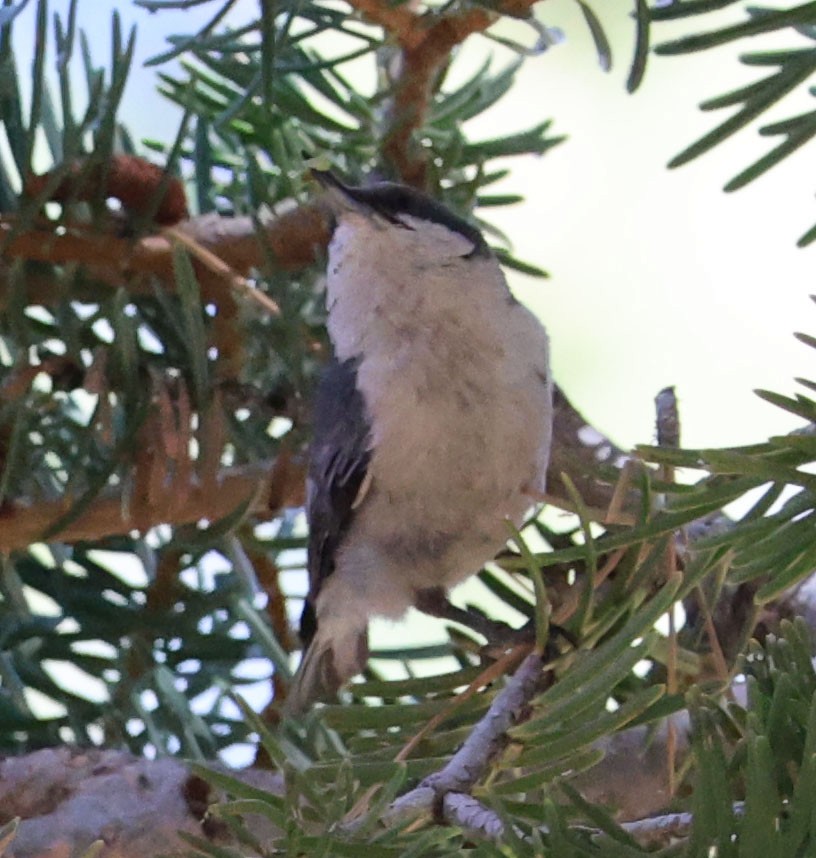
left=311, top=169, right=488, bottom=254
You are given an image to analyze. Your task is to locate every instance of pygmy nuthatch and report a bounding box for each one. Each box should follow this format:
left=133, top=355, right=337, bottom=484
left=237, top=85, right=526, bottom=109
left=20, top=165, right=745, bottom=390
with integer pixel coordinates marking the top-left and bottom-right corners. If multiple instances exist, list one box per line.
left=285, top=171, right=553, bottom=713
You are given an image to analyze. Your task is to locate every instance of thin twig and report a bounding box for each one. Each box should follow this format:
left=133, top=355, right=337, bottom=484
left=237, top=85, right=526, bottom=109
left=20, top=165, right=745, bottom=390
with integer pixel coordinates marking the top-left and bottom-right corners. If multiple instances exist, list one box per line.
left=395, top=643, right=531, bottom=762
left=164, top=225, right=281, bottom=317
left=618, top=802, right=745, bottom=849
left=655, top=386, right=680, bottom=797
left=383, top=651, right=547, bottom=828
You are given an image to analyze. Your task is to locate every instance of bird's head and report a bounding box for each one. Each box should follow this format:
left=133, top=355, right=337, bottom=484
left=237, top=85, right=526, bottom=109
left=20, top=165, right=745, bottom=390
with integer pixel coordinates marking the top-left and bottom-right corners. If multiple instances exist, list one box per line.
left=311, top=169, right=489, bottom=264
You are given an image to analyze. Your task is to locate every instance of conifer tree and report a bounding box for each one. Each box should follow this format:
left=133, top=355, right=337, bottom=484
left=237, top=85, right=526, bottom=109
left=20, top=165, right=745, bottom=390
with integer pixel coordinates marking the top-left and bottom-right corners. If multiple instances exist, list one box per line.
left=0, top=1, right=815, bottom=854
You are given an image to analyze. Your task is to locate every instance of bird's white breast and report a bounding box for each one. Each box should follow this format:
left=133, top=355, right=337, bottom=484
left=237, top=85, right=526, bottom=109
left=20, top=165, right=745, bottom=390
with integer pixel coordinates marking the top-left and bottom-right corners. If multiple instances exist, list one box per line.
left=323, top=213, right=552, bottom=615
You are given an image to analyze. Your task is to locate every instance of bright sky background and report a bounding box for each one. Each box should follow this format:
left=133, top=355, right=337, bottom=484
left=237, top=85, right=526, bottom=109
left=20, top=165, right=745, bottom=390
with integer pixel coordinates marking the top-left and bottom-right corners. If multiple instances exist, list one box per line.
left=484, top=2, right=816, bottom=451
left=12, top=0, right=815, bottom=453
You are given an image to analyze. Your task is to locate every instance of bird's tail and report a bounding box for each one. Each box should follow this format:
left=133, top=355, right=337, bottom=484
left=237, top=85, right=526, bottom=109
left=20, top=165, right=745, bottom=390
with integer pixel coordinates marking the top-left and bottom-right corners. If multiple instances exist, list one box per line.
left=282, top=621, right=369, bottom=716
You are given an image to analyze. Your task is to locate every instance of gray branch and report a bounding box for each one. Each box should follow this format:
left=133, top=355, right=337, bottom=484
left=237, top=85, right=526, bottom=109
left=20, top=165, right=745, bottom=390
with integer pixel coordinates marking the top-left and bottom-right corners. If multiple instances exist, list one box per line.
left=383, top=652, right=546, bottom=827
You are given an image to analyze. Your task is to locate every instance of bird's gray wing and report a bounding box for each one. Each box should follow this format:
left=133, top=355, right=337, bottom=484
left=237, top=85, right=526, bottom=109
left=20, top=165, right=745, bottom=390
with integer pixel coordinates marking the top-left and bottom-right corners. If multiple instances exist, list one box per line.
left=299, top=356, right=372, bottom=649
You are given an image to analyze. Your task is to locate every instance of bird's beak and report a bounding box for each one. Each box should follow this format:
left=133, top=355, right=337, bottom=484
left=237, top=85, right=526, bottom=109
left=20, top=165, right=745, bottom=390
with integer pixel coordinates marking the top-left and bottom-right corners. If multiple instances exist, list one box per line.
left=311, top=169, right=363, bottom=215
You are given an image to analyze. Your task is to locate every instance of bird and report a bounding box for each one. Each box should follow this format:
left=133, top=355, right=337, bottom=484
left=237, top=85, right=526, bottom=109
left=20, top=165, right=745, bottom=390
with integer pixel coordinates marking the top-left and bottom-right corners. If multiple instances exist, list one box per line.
left=283, top=170, right=553, bottom=714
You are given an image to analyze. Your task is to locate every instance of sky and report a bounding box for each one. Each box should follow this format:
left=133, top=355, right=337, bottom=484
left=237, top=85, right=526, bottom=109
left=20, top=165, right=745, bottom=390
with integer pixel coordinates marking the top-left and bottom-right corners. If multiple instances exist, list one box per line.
left=10, top=0, right=815, bottom=454
left=481, top=2, right=816, bottom=451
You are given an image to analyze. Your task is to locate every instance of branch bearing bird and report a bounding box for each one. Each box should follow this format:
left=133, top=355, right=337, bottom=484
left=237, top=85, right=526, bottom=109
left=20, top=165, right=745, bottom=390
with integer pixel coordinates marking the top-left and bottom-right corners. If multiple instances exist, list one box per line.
left=284, top=171, right=553, bottom=714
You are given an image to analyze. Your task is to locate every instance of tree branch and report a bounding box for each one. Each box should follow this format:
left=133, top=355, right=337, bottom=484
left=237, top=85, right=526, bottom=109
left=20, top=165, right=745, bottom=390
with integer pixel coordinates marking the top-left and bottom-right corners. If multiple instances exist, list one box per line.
left=0, top=202, right=331, bottom=305
left=0, top=746, right=284, bottom=858
left=383, top=650, right=548, bottom=828
left=346, top=0, right=418, bottom=46
left=0, top=456, right=305, bottom=553
left=346, top=0, right=539, bottom=186
left=546, top=385, right=638, bottom=516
